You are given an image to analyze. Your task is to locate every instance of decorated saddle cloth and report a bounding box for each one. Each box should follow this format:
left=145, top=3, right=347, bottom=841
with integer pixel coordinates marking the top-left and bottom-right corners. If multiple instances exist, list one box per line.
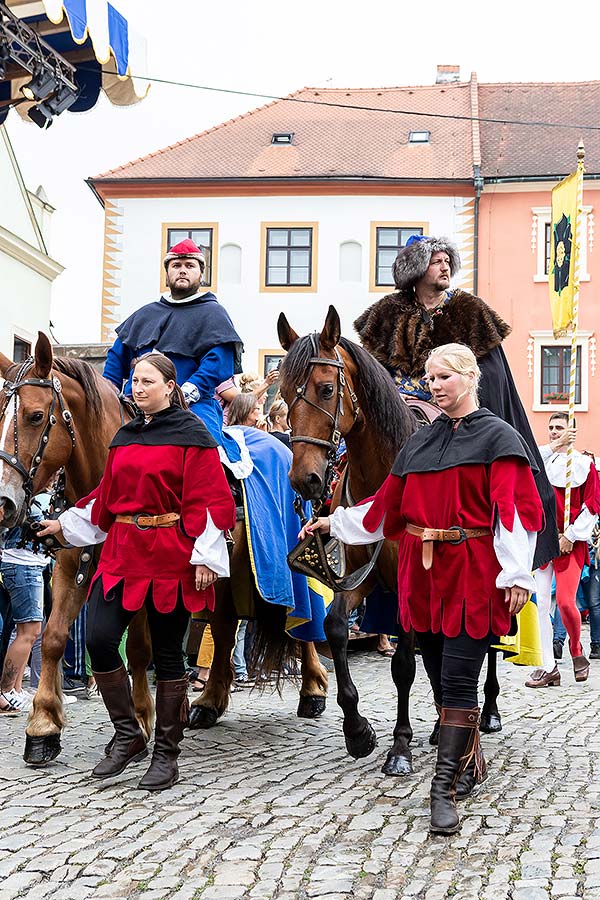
left=227, top=426, right=331, bottom=642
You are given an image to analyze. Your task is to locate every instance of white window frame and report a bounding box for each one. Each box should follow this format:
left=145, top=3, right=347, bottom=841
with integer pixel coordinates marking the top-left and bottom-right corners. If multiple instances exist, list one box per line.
left=532, top=206, right=591, bottom=283
left=530, top=330, right=591, bottom=412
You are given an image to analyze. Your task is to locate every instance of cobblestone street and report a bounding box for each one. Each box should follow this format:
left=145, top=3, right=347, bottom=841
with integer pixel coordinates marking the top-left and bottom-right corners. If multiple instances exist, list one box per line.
left=1, top=649, right=600, bottom=900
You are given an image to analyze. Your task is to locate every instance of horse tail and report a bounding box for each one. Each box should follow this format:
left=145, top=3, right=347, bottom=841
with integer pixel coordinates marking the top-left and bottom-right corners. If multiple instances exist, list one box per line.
left=247, top=595, right=299, bottom=694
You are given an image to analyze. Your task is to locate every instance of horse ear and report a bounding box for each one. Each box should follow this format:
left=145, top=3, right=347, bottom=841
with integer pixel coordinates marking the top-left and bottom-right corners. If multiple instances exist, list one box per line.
left=34, top=332, right=53, bottom=379
left=277, top=313, right=299, bottom=351
left=0, top=350, right=15, bottom=377
left=320, top=306, right=341, bottom=351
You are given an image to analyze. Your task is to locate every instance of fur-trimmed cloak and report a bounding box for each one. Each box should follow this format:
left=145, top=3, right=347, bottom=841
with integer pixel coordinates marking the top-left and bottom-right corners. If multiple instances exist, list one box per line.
left=354, top=288, right=559, bottom=570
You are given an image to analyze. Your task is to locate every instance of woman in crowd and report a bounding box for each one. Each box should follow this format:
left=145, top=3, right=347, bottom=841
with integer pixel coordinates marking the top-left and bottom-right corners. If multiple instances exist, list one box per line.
left=228, top=392, right=266, bottom=430
left=38, top=353, right=235, bottom=791
left=300, top=343, right=543, bottom=834
left=267, top=399, right=291, bottom=448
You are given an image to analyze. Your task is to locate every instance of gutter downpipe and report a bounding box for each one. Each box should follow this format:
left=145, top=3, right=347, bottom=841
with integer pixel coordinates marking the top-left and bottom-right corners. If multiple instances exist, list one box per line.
left=473, top=166, right=484, bottom=296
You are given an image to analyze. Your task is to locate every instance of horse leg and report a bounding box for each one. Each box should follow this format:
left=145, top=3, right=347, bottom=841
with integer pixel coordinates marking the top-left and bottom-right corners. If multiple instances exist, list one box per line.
left=297, top=641, right=328, bottom=719
left=24, top=558, right=84, bottom=765
left=324, top=592, right=377, bottom=759
left=481, top=647, right=502, bottom=733
left=188, top=587, right=237, bottom=730
left=125, top=609, right=154, bottom=741
left=381, top=630, right=416, bottom=776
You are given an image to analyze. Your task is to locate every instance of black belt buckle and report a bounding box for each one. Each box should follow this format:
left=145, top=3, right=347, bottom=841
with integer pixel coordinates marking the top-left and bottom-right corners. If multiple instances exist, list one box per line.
left=447, top=525, right=467, bottom=545
left=132, top=513, right=151, bottom=531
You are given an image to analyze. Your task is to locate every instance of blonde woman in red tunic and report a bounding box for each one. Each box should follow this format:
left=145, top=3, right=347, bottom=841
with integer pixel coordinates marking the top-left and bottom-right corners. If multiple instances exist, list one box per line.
left=301, top=343, right=543, bottom=834
left=39, top=353, right=235, bottom=791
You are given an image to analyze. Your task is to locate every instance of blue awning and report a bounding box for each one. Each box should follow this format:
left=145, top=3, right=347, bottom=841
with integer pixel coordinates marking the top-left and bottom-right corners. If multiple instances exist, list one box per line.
left=2, top=1, right=149, bottom=124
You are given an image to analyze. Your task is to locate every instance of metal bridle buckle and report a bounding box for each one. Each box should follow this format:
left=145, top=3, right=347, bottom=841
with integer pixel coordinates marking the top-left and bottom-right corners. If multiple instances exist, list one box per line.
left=132, top=513, right=151, bottom=531
left=447, top=525, right=467, bottom=545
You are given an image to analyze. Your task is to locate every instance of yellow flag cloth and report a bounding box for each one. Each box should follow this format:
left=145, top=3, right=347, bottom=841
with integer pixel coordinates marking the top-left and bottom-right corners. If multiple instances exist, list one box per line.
left=493, top=598, right=542, bottom=667
left=549, top=171, right=579, bottom=338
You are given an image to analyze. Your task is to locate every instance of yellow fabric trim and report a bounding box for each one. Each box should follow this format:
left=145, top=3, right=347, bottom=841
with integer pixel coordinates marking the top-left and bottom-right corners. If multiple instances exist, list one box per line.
left=494, top=598, right=542, bottom=667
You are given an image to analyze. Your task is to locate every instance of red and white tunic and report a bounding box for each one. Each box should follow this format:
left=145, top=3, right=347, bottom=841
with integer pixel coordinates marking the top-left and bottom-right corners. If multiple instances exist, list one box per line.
left=60, top=442, right=235, bottom=614
left=329, top=459, right=543, bottom=640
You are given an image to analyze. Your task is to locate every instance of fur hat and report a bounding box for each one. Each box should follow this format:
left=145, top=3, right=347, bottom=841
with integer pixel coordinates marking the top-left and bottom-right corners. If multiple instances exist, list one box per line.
left=163, top=238, right=206, bottom=270
left=392, top=235, right=460, bottom=290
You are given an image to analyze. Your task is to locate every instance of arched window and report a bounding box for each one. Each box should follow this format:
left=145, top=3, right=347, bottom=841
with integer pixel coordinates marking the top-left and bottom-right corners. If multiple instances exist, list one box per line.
left=220, top=243, right=242, bottom=284
left=339, top=241, right=362, bottom=282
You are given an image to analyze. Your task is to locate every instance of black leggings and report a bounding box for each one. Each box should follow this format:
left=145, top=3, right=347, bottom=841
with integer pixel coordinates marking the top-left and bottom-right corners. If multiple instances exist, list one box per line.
left=418, top=628, right=492, bottom=709
left=86, top=579, right=189, bottom=681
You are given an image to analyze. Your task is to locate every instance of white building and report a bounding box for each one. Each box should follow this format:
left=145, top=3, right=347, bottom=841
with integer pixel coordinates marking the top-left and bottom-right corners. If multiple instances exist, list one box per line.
left=0, top=125, right=63, bottom=360
left=88, top=75, right=479, bottom=374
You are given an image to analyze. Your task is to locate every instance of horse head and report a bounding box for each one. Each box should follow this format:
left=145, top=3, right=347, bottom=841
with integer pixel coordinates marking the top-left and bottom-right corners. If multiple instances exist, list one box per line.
left=278, top=305, right=361, bottom=502
left=0, top=332, right=76, bottom=527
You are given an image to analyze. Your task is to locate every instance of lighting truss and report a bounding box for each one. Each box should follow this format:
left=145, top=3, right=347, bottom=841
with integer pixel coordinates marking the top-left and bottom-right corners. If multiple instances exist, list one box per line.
left=0, top=1, right=78, bottom=95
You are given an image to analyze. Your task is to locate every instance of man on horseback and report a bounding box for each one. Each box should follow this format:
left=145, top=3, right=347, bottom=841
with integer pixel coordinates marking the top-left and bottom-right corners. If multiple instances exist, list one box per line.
left=354, top=234, right=558, bottom=569
left=103, top=238, right=247, bottom=474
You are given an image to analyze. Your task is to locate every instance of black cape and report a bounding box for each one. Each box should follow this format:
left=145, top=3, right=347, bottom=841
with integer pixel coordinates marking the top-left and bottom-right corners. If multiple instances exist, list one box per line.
left=391, top=408, right=537, bottom=475
left=116, top=293, right=244, bottom=374
left=110, top=404, right=218, bottom=449
left=478, top=345, right=558, bottom=569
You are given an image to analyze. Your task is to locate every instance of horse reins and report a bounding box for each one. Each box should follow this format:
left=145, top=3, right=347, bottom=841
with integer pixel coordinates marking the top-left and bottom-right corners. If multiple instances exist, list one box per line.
left=287, top=334, right=360, bottom=512
left=0, top=357, right=76, bottom=510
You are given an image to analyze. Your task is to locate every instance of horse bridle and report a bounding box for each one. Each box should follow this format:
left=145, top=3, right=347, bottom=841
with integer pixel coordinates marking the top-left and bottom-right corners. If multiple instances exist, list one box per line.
left=0, top=357, right=76, bottom=510
left=287, top=334, right=360, bottom=511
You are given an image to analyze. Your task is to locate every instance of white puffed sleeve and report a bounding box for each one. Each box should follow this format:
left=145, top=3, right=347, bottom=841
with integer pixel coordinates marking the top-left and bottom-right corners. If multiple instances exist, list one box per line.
left=59, top=500, right=108, bottom=546
left=189, top=510, right=230, bottom=577
left=329, top=501, right=385, bottom=545
left=494, top=507, right=537, bottom=592
left=564, top=504, right=598, bottom=543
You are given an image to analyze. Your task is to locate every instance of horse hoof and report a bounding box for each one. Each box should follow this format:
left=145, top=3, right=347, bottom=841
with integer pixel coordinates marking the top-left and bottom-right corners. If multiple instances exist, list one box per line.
left=429, top=719, right=440, bottom=746
left=297, top=695, right=326, bottom=719
left=188, top=705, right=219, bottom=730
left=480, top=712, right=502, bottom=733
left=381, top=753, right=413, bottom=776
left=345, top=724, right=377, bottom=759
left=23, top=733, right=62, bottom=766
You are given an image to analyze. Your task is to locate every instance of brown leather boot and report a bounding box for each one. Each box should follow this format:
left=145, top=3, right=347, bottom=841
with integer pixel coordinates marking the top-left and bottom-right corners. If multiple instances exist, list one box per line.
left=429, top=707, right=485, bottom=834
left=138, top=678, right=189, bottom=792
left=91, top=667, right=148, bottom=779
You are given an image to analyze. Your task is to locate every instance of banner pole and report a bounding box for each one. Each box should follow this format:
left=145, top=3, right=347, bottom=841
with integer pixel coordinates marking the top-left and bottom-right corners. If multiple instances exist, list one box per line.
left=563, top=141, right=585, bottom=534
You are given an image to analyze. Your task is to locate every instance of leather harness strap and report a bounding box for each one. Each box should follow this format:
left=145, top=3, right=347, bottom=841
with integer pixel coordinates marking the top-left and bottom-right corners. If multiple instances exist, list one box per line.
left=405, top=523, right=491, bottom=571
left=116, top=512, right=180, bottom=529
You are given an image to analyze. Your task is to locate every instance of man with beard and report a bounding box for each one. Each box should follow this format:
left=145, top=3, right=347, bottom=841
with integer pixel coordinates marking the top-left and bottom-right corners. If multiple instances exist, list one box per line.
left=354, top=234, right=558, bottom=570
left=103, top=239, right=245, bottom=470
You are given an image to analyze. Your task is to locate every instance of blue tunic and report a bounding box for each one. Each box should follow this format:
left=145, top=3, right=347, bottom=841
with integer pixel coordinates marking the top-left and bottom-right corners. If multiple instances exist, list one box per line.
left=103, top=293, right=244, bottom=463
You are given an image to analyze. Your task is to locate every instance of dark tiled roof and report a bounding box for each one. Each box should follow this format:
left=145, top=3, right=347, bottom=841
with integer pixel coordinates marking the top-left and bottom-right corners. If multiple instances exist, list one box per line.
left=479, top=82, right=600, bottom=178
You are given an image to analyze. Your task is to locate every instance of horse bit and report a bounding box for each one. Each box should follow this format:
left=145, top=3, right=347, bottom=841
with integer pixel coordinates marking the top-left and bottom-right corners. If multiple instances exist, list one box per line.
left=287, top=333, right=360, bottom=514
left=0, top=356, right=76, bottom=513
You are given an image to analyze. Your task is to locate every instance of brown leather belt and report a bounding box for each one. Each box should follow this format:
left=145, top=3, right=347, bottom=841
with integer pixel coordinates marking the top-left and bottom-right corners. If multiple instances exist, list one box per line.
left=406, top=523, right=491, bottom=570
left=115, top=512, right=180, bottom=530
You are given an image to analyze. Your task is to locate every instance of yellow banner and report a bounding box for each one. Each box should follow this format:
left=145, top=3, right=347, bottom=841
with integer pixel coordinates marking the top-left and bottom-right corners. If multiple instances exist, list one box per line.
left=549, top=171, right=579, bottom=337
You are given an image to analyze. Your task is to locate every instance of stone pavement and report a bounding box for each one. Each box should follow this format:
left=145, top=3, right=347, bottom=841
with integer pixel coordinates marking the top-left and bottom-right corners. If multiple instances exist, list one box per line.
left=1, top=649, right=600, bottom=900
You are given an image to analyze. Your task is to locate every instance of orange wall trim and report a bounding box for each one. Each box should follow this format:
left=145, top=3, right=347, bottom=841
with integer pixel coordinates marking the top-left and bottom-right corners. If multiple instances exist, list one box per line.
left=91, top=179, right=475, bottom=202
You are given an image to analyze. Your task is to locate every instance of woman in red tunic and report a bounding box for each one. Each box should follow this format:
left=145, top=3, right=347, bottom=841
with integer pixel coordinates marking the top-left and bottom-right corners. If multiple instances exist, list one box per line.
left=301, top=343, right=543, bottom=834
left=39, top=353, right=235, bottom=791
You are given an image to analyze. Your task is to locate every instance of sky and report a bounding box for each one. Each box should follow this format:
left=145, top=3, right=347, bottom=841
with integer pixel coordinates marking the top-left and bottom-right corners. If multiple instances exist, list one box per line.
left=5, top=0, right=600, bottom=344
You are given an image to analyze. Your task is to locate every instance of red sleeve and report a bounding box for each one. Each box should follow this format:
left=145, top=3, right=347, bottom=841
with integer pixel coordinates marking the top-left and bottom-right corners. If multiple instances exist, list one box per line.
left=363, top=473, right=406, bottom=538
left=489, top=458, right=543, bottom=532
left=88, top=448, right=116, bottom=533
left=584, top=464, right=600, bottom=515
left=180, top=446, right=236, bottom=536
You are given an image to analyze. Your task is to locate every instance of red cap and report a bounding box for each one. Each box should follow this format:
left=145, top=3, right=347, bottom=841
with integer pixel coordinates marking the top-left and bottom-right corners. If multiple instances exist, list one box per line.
left=164, top=239, right=205, bottom=269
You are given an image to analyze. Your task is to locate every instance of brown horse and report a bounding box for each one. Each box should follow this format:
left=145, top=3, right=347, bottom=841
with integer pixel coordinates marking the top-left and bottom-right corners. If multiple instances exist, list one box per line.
left=0, top=333, right=154, bottom=764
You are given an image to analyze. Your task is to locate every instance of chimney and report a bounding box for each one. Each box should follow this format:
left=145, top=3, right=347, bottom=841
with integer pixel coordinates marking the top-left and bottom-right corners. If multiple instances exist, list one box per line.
left=436, top=65, right=460, bottom=84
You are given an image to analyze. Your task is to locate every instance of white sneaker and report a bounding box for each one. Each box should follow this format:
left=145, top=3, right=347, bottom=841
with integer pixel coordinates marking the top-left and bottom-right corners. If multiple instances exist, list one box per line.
left=63, top=695, right=77, bottom=705
left=2, top=689, right=28, bottom=711
left=22, top=666, right=31, bottom=681
left=14, top=691, right=33, bottom=711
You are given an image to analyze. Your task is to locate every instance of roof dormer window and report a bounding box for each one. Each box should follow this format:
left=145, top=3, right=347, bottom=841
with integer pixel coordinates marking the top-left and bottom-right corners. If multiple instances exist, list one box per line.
left=409, top=130, right=430, bottom=144
left=271, top=132, right=294, bottom=144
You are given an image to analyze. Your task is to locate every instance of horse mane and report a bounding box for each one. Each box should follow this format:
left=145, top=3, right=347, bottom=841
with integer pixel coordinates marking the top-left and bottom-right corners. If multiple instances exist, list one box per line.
left=280, top=332, right=415, bottom=460
left=52, top=357, right=104, bottom=422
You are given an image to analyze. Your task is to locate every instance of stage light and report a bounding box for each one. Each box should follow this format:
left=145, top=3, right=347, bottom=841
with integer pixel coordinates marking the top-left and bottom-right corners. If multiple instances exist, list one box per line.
left=45, top=84, right=78, bottom=115
left=21, top=66, right=57, bottom=102
left=27, top=102, right=53, bottom=129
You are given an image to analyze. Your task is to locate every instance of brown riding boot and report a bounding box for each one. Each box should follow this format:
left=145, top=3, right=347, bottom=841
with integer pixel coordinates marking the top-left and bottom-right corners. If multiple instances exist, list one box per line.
left=91, top=667, right=148, bottom=779
left=138, top=678, right=189, bottom=792
left=429, top=707, right=485, bottom=834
